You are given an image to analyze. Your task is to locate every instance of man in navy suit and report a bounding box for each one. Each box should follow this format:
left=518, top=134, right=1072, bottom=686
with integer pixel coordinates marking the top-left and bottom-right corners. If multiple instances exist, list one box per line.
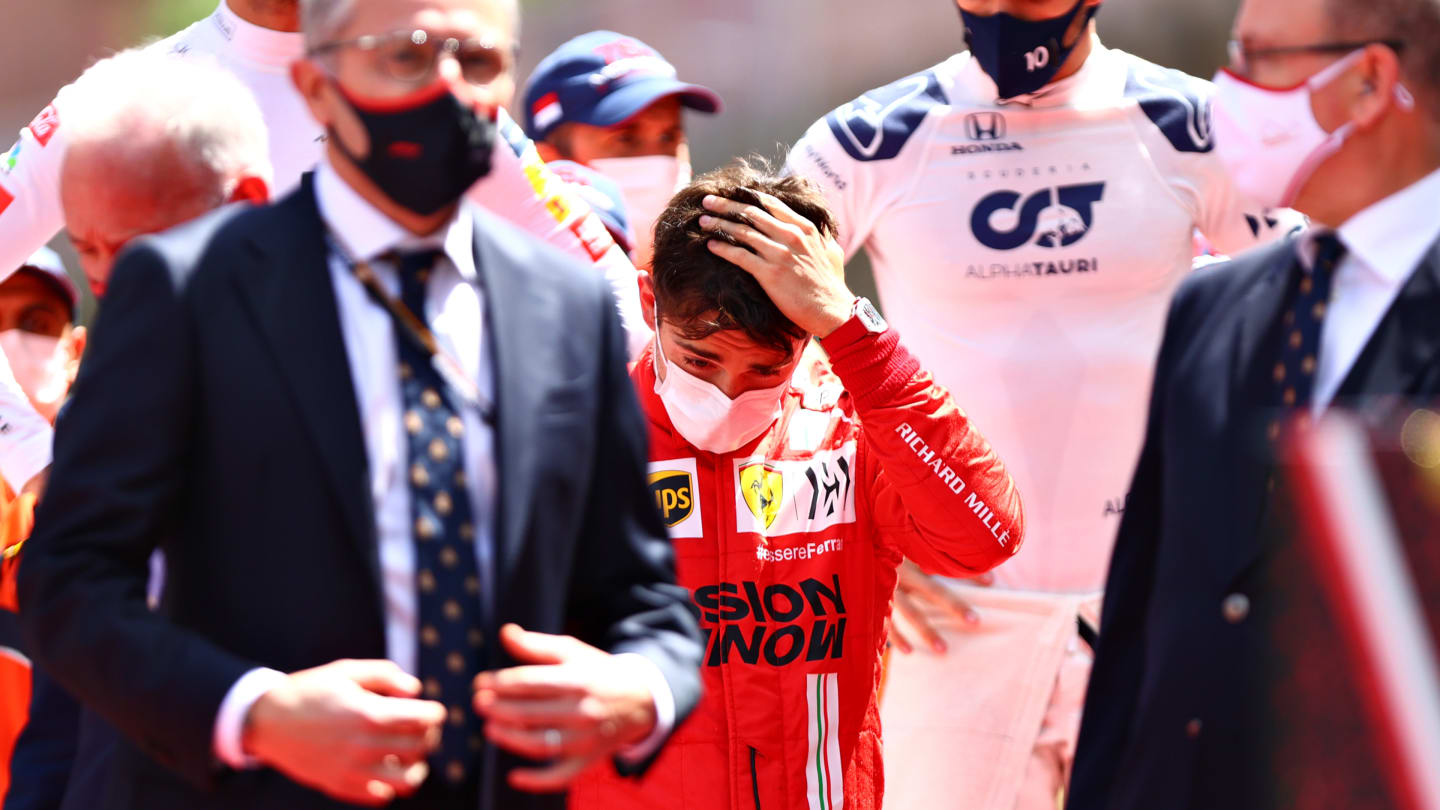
left=16, top=0, right=701, bottom=807
left=1068, top=0, right=1440, bottom=807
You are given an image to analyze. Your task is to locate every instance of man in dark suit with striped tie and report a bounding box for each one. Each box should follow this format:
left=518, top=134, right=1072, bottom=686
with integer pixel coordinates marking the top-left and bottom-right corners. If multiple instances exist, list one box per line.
left=16, top=0, right=702, bottom=808
left=1068, top=0, right=1440, bottom=807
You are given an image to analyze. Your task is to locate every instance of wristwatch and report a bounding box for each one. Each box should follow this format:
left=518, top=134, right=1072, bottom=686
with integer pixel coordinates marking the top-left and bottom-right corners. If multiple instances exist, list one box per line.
left=824, top=296, right=888, bottom=345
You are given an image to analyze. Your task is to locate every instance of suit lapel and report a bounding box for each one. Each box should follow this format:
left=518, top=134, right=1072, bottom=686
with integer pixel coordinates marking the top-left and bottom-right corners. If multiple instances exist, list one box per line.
left=1217, top=244, right=1298, bottom=583
left=1332, top=239, right=1440, bottom=403
left=232, top=176, right=378, bottom=586
left=1229, top=244, right=1299, bottom=411
left=472, top=214, right=548, bottom=605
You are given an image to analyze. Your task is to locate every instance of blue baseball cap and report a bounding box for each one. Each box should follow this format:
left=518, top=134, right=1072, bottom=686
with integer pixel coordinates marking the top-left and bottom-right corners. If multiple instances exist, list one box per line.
left=522, top=31, right=722, bottom=142
left=547, top=160, right=636, bottom=256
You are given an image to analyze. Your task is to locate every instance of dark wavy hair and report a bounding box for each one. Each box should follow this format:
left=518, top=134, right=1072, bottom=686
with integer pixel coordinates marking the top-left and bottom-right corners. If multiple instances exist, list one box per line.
left=649, top=157, right=838, bottom=355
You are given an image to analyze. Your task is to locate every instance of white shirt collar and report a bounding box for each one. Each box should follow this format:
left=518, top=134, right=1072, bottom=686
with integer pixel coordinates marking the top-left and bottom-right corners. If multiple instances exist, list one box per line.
left=314, top=159, right=477, bottom=282
left=212, top=0, right=305, bottom=69
left=1298, top=167, right=1440, bottom=285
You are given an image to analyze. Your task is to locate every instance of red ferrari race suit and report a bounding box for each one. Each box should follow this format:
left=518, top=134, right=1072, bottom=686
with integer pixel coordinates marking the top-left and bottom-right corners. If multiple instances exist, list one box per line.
left=570, top=321, right=1025, bottom=810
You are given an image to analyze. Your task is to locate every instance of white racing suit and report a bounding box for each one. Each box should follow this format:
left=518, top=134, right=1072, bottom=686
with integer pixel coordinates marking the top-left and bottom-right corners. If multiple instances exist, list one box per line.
left=787, top=37, right=1297, bottom=810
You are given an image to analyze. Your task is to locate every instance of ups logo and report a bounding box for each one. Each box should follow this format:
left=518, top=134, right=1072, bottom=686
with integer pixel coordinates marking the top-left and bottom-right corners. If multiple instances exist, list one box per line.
left=648, top=470, right=694, bottom=527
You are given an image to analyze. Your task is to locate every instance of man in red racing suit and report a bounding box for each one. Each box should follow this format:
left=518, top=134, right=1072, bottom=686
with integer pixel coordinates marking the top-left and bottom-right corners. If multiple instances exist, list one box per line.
left=568, top=162, right=1024, bottom=810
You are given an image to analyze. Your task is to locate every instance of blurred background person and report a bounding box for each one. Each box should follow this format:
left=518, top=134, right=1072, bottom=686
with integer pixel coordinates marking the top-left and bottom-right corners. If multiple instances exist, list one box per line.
left=0, top=0, right=650, bottom=355
left=785, top=0, right=1295, bottom=807
left=18, top=0, right=702, bottom=807
left=60, top=51, right=272, bottom=298
left=547, top=160, right=638, bottom=259
left=1068, top=0, right=1440, bottom=805
left=571, top=162, right=1024, bottom=810
left=521, top=31, right=721, bottom=269
left=0, top=246, right=80, bottom=809
left=0, top=250, right=80, bottom=434
left=0, top=0, right=311, bottom=274
left=4, top=48, right=273, bottom=810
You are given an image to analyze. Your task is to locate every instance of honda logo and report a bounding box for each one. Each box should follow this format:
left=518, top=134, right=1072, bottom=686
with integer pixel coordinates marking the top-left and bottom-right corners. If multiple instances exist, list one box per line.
left=965, top=112, right=1007, bottom=141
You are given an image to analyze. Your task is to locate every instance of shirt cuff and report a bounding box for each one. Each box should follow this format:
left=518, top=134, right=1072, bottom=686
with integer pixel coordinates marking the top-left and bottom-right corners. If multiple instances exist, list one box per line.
left=213, top=667, right=287, bottom=769
left=613, top=653, right=675, bottom=764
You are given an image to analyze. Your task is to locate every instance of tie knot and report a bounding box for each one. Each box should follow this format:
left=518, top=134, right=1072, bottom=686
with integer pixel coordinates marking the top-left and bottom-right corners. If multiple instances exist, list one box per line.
left=1311, top=233, right=1347, bottom=278
left=393, top=249, right=443, bottom=282
left=391, top=249, right=443, bottom=313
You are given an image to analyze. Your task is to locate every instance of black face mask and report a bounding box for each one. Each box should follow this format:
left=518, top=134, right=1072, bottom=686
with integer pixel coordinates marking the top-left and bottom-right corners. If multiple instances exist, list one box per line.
left=960, top=0, right=1099, bottom=100
left=331, top=82, right=496, bottom=216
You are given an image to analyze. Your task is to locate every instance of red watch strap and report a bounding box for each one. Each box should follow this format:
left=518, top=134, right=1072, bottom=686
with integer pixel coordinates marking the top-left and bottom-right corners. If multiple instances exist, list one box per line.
left=821, top=299, right=872, bottom=350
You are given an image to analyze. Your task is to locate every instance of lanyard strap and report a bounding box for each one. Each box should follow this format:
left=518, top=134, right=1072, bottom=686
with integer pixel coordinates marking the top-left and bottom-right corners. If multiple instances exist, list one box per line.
left=328, top=237, right=495, bottom=422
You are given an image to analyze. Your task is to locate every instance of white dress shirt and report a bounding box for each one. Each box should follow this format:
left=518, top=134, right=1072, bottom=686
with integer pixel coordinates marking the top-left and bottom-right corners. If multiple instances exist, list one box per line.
left=1298, top=168, right=1440, bottom=414
left=213, top=160, right=671, bottom=767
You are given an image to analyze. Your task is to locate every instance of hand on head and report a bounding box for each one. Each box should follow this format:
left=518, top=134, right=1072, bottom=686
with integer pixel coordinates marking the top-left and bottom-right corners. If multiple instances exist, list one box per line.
left=699, top=190, right=853, bottom=339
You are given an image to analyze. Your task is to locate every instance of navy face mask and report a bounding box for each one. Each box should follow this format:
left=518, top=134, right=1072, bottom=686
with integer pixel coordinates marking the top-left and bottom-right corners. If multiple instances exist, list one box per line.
left=960, top=0, right=1099, bottom=100
left=331, top=81, right=496, bottom=216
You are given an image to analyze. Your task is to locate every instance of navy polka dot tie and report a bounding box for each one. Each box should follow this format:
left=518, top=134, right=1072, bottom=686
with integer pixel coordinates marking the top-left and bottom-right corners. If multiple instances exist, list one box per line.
left=1267, top=233, right=1346, bottom=443
left=392, top=249, right=484, bottom=789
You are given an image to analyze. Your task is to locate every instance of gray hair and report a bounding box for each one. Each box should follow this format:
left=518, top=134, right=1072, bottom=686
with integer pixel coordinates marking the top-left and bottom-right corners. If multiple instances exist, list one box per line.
left=299, top=0, right=520, bottom=52
left=300, top=0, right=357, bottom=51
left=1326, top=0, right=1440, bottom=121
left=58, top=48, right=273, bottom=198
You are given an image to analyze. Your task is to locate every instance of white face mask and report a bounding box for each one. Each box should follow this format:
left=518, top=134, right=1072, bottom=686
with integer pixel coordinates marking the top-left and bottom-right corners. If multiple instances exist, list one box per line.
left=0, top=330, right=69, bottom=423
left=1212, top=50, right=1414, bottom=209
left=652, top=336, right=787, bottom=455
left=589, top=155, right=691, bottom=267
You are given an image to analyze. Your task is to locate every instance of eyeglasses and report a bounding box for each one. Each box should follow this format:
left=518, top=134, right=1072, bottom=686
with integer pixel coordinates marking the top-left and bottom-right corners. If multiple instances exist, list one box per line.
left=310, top=29, right=511, bottom=87
left=1227, top=38, right=1404, bottom=75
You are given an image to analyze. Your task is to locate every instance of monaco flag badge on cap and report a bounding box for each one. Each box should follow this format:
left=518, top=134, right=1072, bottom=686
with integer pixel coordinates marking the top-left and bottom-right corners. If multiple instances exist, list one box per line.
left=521, top=30, right=722, bottom=141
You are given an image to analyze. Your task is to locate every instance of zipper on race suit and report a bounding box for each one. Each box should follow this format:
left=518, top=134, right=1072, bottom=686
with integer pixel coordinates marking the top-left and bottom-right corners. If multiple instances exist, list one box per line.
left=713, top=450, right=747, bottom=810
left=749, top=745, right=763, bottom=810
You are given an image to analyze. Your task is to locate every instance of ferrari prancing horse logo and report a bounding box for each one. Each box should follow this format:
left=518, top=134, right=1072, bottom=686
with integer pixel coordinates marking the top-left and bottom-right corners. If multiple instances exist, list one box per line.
left=740, top=463, right=783, bottom=530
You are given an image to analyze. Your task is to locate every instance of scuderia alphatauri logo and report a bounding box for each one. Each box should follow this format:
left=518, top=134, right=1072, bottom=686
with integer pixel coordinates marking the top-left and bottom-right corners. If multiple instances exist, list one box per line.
left=648, top=458, right=702, bottom=539
left=733, top=443, right=858, bottom=536
left=694, top=575, right=847, bottom=667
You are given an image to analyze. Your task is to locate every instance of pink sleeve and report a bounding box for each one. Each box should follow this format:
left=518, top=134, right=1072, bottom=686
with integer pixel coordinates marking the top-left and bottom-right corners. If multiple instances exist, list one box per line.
left=466, top=109, right=650, bottom=358
left=0, top=100, right=68, bottom=280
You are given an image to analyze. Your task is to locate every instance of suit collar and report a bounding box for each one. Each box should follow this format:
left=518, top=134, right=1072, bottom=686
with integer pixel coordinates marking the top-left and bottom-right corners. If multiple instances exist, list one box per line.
left=1230, top=240, right=1298, bottom=412
left=232, top=174, right=380, bottom=590
left=469, top=213, right=547, bottom=600
left=1333, top=237, right=1440, bottom=403
left=1216, top=243, right=1301, bottom=583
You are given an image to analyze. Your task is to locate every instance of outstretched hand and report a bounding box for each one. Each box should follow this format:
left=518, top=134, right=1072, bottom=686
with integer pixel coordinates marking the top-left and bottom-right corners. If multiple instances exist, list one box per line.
left=888, top=561, right=994, bottom=654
